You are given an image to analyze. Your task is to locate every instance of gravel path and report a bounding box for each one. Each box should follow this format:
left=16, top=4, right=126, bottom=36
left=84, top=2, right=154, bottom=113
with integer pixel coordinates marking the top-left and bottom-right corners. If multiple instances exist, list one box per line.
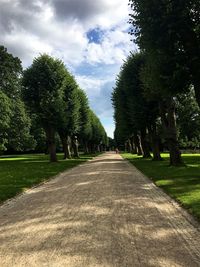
left=0, top=152, right=200, bottom=267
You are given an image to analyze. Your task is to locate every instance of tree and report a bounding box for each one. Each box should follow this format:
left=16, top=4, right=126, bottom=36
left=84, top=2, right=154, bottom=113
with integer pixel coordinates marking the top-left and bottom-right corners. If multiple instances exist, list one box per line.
left=57, top=71, right=80, bottom=159
left=23, top=54, right=67, bottom=162
left=69, top=87, right=81, bottom=158
left=7, top=98, right=36, bottom=152
left=76, top=89, right=91, bottom=154
left=128, top=0, right=192, bottom=165
left=88, top=110, right=107, bottom=153
left=0, top=46, right=22, bottom=98
left=112, top=75, right=132, bottom=151
left=112, top=53, right=162, bottom=160
left=158, top=1, right=200, bottom=107
left=0, top=91, right=11, bottom=152
left=121, top=53, right=153, bottom=158
left=0, top=46, right=33, bottom=153
left=177, top=88, right=200, bottom=145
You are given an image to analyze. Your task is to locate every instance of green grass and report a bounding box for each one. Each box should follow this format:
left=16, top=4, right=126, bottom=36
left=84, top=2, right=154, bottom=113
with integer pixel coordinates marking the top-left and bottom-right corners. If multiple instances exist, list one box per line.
left=122, top=153, right=200, bottom=220
left=0, top=153, right=95, bottom=203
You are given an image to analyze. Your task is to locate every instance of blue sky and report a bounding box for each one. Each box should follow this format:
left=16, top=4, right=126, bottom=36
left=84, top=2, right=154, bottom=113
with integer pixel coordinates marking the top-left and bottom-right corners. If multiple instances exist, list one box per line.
left=87, top=28, right=104, bottom=44
left=0, top=0, right=136, bottom=137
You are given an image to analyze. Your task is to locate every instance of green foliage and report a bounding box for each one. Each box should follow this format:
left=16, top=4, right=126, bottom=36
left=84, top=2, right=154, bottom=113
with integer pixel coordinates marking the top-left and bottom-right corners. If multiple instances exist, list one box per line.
left=22, top=54, right=70, bottom=161
left=90, top=110, right=105, bottom=143
left=0, top=46, right=34, bottom=153
left=7, top=98, right=36, bottom=151
left=0, top=91, right=11, bottom=151
left=59, top=72, right=81, bottom=137
left=112, top=78, right=130, bottom=143
left=77, top=88, right=90, bottom=140
left=112, top=52, right=159, bottom=144
left=129, top=0, right=200, bottom=103
left=29, top=114, right=47, bottom=152
left=0, top=47, right=107, bottom=160
left=0, top=46, right=22, bottom=98
left=177, top=89, right=200, bottom=142
left=23, top=54, right=67, bottom=129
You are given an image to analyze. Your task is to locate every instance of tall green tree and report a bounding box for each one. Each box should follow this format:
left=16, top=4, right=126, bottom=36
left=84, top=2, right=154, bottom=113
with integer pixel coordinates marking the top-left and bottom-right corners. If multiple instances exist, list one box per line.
left=0, top=91, right=11, bottom=151
left=128, top=0, right=192, bottom=165
left=0, top=46, right=34, bottom=153
left=57, top=71, right=80, bottom=159
left=76, top=89, right=91, bottom=154
left=112, top=76, right=131, bottom=150
left=88, top=110, right=107, bottom=153
left=159, top=1, right=200, bottom=106
left=23, top=54, right=67, bottom=162
left=112, top=53, right=162, bottom=160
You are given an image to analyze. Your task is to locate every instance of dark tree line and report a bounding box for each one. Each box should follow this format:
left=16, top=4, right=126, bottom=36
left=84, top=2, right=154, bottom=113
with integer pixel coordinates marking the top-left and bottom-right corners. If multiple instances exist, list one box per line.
left=112, top=0, right=200, bottom=166
left=0, top=46, right=108, bottom=162
left=112, top=52, right=200, bottom=165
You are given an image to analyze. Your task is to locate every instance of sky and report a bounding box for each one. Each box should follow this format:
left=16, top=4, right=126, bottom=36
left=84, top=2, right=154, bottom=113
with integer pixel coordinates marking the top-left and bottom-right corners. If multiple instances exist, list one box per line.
left=0, top=0, right=137, bottom=138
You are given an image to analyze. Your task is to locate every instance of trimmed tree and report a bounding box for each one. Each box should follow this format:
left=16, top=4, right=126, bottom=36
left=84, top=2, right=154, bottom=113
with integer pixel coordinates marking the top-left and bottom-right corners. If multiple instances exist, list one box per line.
left=23, top=54, right=67, bottom=162
left=128, top=0, right=192, bottom=165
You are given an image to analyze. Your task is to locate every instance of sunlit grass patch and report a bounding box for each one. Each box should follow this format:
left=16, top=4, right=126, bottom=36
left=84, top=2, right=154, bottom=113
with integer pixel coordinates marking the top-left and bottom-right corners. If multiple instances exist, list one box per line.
left=0, top=153, right=94, bottom=203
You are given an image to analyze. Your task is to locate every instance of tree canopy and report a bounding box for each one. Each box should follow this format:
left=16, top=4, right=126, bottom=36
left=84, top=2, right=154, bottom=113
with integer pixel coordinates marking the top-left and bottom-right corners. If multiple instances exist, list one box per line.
left=0, top=48, right=107, bottom=161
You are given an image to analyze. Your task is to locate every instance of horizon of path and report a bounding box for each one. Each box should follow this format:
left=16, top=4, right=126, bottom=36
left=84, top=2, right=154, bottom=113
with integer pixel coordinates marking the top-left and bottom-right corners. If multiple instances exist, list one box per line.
left=0, top=152, right=200, bottom=267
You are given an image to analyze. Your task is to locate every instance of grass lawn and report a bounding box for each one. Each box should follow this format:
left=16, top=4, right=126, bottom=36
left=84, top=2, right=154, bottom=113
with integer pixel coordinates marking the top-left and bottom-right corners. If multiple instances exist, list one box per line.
left=0, top=153, right=95, bottom=203
left=122, top=153, right=200, bottom=220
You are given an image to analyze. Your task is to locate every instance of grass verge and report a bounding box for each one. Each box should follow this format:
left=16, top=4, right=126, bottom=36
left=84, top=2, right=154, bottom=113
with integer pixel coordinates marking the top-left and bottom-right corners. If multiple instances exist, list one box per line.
left=122, top=153, right=200, bottom=220
left=0, top=153, right=97, bottom=203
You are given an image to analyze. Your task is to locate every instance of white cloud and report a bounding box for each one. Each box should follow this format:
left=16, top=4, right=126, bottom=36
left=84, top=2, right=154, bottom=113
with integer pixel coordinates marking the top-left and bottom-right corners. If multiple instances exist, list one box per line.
left=76, top=75, right=108, bottom=95
left=0, top=0, right=134, bottom=137
left=0, top=0, right=132, bottom=66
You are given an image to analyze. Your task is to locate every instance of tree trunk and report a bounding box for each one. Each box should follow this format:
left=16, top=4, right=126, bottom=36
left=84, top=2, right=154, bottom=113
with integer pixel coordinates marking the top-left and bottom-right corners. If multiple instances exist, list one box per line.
left=66, top=136, right=72, bottom=159
left=59, top=134, right=71, bottom=159
left=88, top=142, right=94, bottom=154
left=44, top=126, right=57, bottom=162
left=83, top=141, right=89, bottom=154
left=127, top=139, right=132, bottom=153
left=92, top=144, right=96, bottom=154
left=148, top=124, right=162, bottom=161
left=159, top=98, right=183, bottom=166
left=134, top=133, right=143, bottom=156
left=130, top=136, right=137, bottom=154
left=97, top=145, right=100, bottom=152
left=72, top=136, right=79, bottom=158
left=140, top=128, right=152, bottom=158
left=44, top=141, right=49, bottom=155
left=61, top=137, right=71, bottom=159
left=124, top=142, right=128, bottom=152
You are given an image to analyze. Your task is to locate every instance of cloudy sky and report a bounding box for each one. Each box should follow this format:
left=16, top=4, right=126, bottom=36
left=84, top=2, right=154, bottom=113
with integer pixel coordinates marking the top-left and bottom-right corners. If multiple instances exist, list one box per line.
left=0, top=0, right=136, bottom=137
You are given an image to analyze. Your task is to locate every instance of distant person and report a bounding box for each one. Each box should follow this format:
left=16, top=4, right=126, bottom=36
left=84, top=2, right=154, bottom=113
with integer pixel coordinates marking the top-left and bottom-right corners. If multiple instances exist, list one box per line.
left=115, top=148, right=119, bottom=154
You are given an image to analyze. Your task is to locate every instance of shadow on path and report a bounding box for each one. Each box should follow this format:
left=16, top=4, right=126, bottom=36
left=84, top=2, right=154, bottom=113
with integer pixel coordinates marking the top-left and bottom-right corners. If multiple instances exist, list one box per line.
left=0, top=153, right=199, bottom=267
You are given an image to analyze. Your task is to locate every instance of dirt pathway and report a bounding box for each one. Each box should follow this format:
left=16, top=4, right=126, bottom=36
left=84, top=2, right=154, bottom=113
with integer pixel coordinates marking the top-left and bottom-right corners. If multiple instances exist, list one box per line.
left=0, top=152, right=200, bottom=267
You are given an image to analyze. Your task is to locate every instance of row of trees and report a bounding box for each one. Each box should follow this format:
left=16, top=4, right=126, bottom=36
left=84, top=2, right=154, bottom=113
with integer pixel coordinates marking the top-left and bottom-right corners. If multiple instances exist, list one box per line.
left=0, top=46, right=107, bottom=162
left=0, top=46, right=35, bottom=153
left=112, top=1, right=200, bottom=166
left=112, top=53, right=200, bottom=162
